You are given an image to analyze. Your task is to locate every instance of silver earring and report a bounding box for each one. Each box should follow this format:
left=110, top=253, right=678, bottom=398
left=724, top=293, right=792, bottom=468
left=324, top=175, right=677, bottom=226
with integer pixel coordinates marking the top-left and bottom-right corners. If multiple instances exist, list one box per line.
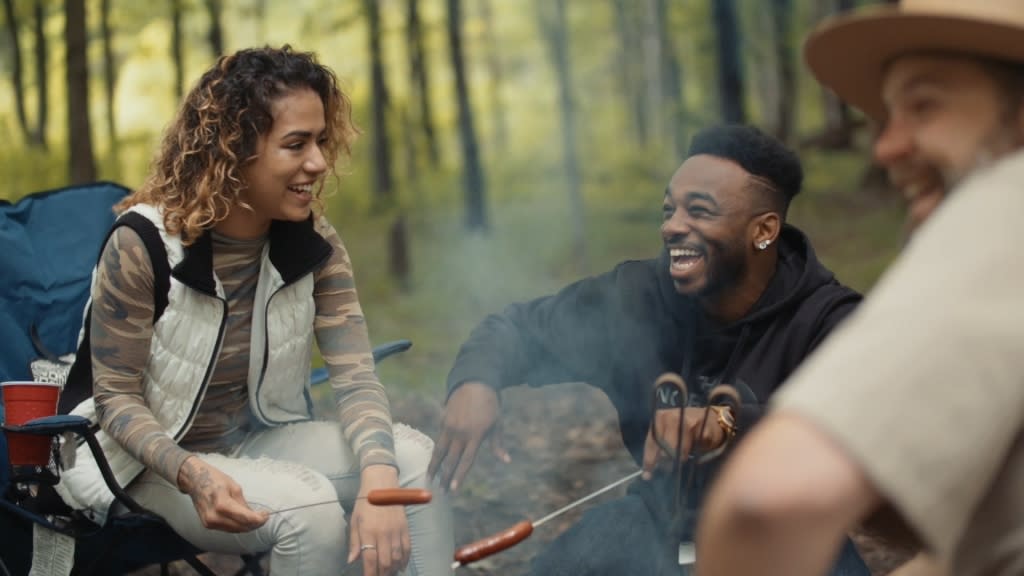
left=757, top=240, right=769, bottom=250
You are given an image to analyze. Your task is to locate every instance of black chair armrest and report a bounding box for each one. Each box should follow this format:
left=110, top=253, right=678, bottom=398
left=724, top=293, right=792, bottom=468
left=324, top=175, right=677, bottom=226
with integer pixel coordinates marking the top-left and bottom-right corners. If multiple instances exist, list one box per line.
left=4, top=415, right=146, bottom=515
left=3, top=414, right=91, bottom=436
left=372, top=339, right=412, bottom=363
left=311, top=339, right=413, bottom=386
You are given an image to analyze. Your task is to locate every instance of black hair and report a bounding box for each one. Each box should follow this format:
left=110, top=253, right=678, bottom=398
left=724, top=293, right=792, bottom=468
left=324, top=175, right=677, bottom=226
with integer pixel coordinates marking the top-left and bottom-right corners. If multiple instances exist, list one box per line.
left=687, top=124, right=803, bottom=217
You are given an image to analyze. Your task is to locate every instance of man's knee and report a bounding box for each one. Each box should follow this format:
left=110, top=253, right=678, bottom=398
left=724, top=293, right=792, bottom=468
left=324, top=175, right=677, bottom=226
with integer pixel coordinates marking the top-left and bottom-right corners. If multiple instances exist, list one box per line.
left=531, top=495, right=671, bottom=576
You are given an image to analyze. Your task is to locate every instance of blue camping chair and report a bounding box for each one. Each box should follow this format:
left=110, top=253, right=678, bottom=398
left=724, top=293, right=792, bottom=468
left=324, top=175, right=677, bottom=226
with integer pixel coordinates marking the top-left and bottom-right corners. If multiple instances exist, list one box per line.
left=0, top=182, right=130, bottom=385
left=0, top=182, right=412, bottom=575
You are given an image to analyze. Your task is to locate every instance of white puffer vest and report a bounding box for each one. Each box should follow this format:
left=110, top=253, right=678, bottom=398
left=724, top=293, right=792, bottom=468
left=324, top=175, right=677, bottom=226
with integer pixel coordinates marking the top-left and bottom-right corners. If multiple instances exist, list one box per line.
left=55, top=204, right=332, bottom=524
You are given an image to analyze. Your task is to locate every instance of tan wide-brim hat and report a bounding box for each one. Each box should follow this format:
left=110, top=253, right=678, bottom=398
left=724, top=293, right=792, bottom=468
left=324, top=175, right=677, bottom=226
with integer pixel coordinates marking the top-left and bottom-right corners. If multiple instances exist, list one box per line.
left=805, top=0, right=1024, bottom=123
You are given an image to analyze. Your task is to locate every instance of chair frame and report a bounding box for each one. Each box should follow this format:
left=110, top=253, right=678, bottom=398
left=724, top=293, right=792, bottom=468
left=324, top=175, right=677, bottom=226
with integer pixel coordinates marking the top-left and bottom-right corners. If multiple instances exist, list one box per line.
left=1, top=339, right=412, bottom=576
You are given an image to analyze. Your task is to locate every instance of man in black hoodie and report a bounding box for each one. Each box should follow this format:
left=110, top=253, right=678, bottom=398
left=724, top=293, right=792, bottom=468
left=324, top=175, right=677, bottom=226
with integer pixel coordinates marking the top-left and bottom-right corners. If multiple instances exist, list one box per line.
left=428, top=125, right=868, bottom=575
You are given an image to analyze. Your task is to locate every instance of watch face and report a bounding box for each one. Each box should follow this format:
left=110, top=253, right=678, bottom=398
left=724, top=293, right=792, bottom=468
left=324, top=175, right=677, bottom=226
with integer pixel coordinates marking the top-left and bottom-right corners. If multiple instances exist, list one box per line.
left=654, top=381, right=686, bottom=409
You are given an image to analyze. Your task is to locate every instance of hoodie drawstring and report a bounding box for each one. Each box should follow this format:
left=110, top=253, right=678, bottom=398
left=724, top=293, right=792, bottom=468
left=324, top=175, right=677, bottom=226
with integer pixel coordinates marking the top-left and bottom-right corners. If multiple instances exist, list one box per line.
left=670, top=323, right=752, bottom=539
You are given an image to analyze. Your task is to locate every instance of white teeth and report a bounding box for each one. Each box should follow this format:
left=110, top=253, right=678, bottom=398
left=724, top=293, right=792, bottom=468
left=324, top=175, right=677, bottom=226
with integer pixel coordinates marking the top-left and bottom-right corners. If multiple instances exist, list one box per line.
left=290, top=184, right=313, bottom=193
left=669, top=248, right=701, bottom=272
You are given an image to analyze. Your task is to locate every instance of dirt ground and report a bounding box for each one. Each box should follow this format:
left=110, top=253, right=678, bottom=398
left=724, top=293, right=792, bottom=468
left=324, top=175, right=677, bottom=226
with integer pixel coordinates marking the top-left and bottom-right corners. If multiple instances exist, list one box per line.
left=141, top=382, right=913, bottom=575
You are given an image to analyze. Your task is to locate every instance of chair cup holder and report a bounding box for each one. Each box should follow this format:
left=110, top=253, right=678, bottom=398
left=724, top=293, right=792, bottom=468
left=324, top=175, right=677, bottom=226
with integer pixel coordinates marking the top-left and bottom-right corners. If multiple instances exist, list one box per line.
left=10, top=463, right=60, bottom=486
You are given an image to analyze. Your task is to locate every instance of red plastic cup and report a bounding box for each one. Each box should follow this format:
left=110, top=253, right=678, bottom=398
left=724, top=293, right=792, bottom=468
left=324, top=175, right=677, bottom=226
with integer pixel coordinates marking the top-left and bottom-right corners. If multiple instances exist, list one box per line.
left=2, top=381, right=61, bottom=467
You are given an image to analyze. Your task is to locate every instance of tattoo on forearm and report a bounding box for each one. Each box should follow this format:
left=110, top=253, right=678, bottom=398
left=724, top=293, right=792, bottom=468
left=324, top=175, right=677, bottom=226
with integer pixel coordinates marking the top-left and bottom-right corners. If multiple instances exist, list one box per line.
left=196, top=467, right=212, bottom=488
left=197, top=467, right=216, bottom=506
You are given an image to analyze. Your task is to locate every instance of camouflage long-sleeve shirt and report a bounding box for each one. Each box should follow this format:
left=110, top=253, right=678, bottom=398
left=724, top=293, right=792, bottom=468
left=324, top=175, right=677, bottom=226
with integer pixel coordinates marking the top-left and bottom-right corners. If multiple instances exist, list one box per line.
left=90, top=216, right=395, bottom=486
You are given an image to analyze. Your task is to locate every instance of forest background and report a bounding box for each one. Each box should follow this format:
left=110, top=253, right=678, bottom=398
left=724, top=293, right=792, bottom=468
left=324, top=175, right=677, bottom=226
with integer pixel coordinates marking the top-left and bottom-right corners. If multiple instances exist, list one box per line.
left=0, top=0, right=908, bottom=573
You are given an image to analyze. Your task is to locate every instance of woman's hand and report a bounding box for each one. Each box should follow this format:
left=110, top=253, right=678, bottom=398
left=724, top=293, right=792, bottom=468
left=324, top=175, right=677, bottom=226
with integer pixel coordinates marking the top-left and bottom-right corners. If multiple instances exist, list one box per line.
left=176, top=455, right=269, bottom=533
left=348, top=464, right=411, bottom=576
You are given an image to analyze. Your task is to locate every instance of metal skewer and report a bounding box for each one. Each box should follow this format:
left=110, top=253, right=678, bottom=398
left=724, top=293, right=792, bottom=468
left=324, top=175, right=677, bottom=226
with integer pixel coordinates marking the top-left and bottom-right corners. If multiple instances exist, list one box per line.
left=268, top=488, right=432, bottom=515
left=532, top=469, right=642, bottom=528
left=450, top=380, right=744, bottom=571
left=451, top=469, right=643, bottom=570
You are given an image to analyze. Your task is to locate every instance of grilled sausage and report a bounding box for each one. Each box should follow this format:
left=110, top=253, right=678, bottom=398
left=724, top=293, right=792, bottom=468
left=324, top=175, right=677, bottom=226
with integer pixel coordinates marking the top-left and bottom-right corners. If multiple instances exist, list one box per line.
left=365, top=488, right=433, bottom=506
left=454, top=521, right=534, bottom=565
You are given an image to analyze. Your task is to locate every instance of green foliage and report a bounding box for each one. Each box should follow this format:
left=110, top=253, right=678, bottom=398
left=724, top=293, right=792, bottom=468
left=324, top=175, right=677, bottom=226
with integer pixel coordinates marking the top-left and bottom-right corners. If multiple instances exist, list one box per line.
left=790, top=148, right=904, bottom=293
left=2, top=0, right=905, bottom=397
left=0, top=145, right=69, bottom=198
left=325, top=146, right=902, bottom=395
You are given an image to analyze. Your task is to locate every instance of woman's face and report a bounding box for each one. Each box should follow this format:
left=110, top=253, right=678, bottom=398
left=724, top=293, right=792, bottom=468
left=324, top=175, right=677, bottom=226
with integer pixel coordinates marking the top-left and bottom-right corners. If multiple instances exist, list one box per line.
left=230, top=87, right=329, bottom=236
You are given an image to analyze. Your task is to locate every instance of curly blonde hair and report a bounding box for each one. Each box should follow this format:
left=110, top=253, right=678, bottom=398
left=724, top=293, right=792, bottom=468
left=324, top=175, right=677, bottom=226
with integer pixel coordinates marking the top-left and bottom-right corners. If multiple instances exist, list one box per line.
left=119, top=45, right=358, bottom=243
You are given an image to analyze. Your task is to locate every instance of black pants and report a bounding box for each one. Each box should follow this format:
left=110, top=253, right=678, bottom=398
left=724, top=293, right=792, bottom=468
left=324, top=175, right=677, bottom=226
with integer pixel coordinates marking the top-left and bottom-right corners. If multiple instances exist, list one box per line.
left=530, top=481, right=870, bottom=576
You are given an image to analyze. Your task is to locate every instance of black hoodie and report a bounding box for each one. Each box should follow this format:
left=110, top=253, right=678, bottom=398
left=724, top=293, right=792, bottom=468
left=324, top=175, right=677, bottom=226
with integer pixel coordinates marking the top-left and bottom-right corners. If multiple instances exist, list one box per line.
left=447, top=224, right=861, bottom=468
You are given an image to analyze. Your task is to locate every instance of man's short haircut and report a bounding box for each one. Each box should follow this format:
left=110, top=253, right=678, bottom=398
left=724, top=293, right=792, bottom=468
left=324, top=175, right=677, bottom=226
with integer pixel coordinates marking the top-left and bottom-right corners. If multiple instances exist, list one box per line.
left=687, top=124, right=803, bottom=218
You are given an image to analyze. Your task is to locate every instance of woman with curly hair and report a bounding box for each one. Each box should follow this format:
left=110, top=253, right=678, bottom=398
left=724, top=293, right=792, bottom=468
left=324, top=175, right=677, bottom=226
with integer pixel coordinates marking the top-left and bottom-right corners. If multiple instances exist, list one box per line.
left=54, top=45, right=453, bottom=575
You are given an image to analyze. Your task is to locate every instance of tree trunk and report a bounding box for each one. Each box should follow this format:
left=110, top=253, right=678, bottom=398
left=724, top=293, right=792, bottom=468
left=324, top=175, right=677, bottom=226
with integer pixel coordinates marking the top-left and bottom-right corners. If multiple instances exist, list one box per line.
left=253, top=0, right=267, bottom=40
left=537, top=0, right=586, bottom=269
left=204, top=0, right=224, bottom=57
left=100, top=0, right=117, bottom=154
left=65, top=0, right=97, bottom=183
left=610, top=0, right=647, bottom=144
left=400, top=104, right=419, bottom=190
left=406, top=0, right=440, bottom=167
left=656, top=0, right=685, bottom=159
left=364, top=0, right=394, bottom=207
left=398, top=105, right=418, bottom=290
left=642, top=0, right=664, bottom=147
left=3, top=0, right=32, bottom=146
left=366, top=0, right=406, bottom=287
left=389, top=214, right=411, bottom=292
left=818, top=0, right=855, bottom=149
left=711, top=0, right=745, bottom=123
left=32, top=0, right=47, bottom=148
left=171, top=0, right=184, bottom=98
left=770, top=0, right=795, bottom=143
left=446, top=0, right=488, bottom=231
left=479, top=0, right=507, bottom=152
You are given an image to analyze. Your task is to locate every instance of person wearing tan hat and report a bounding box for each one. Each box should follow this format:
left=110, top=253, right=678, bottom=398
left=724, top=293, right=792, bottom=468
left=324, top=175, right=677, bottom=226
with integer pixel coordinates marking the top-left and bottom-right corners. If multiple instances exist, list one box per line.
left=694, top=1, right=1024, bottom=576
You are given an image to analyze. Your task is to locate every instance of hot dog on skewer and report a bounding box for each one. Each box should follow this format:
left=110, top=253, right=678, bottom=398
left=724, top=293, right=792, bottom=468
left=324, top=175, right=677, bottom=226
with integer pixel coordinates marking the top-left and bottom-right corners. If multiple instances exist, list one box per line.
left=452, top=521, right=534, bottom=567
left=365, top=488, right=433, bottom=506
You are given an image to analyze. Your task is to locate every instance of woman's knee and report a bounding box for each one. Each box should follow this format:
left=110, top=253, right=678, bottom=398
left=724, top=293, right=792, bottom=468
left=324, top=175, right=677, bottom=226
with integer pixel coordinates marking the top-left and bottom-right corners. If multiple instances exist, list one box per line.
left=393, top=423, right=435, bottom=487
left=241, top=420, right=354, bottom=479
left=268, top=501, right=347, bottom=573
left=245, top=457, right=347, bottom=537
left=249, top=458, right=348, bottom=565
left=275, top=499, right=347, bottom=550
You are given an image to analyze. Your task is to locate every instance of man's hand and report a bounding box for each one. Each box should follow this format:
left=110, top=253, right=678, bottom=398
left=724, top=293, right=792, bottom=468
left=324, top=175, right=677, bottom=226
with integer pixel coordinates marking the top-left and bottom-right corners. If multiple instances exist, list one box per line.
left=348, top=465, right=410, bottom=576
left=642, top=406, right=728, bottom=479
left=428, top=381, right=509, bottom=492
left=177, top=455, right=269, bottom=532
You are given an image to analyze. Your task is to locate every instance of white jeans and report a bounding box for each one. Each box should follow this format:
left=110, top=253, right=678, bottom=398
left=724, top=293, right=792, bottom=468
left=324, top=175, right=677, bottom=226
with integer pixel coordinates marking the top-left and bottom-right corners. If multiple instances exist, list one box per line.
left=121, top=421, right=454, bottom=575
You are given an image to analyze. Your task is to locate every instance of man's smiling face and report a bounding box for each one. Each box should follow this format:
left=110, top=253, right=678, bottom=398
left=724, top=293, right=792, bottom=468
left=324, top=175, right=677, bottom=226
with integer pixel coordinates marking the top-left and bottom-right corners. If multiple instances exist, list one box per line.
left=876, top=54, right=1024, bottom=234
left=661, top=155, right=762, bottom=297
